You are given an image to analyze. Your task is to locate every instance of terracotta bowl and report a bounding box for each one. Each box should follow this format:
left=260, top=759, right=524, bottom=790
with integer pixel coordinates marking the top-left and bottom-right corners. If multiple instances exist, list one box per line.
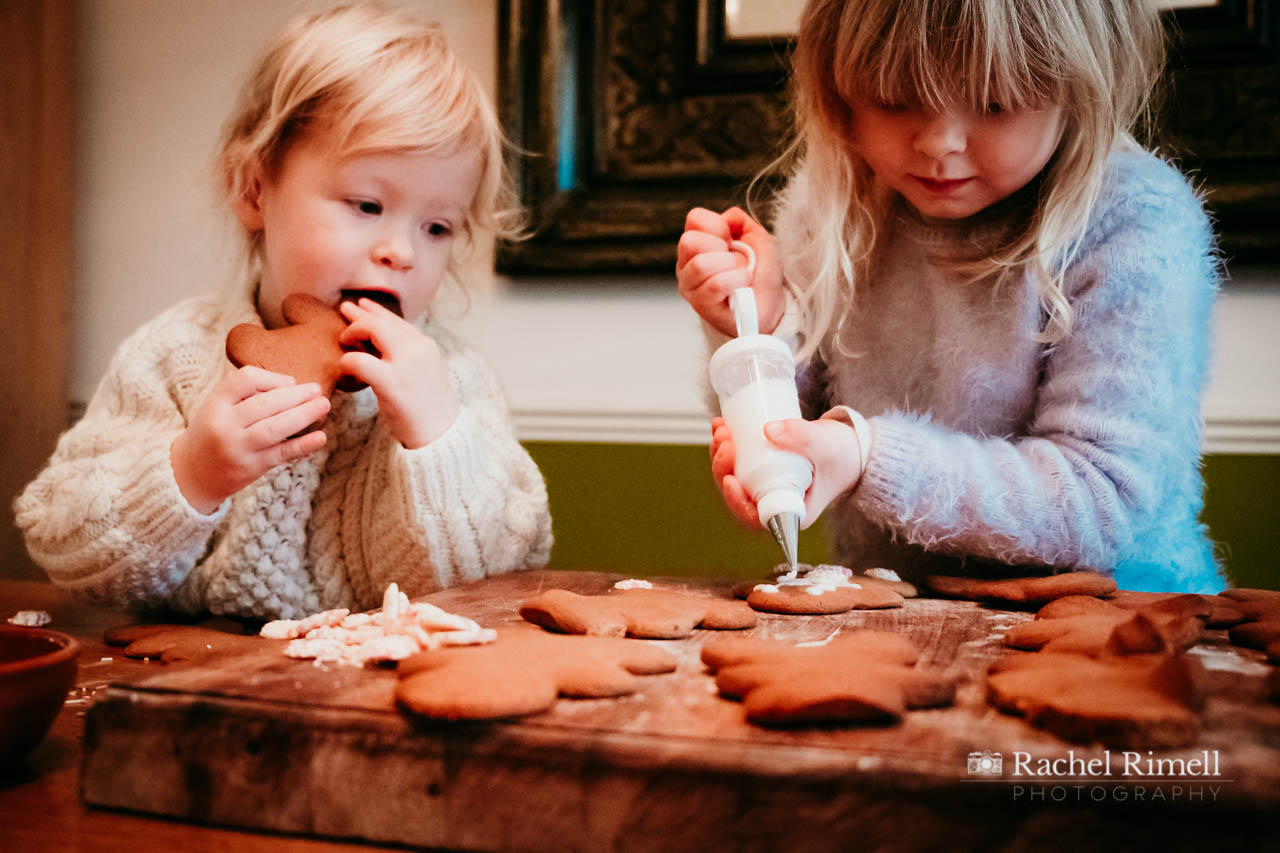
left=0, top=625, right=80, bottom=763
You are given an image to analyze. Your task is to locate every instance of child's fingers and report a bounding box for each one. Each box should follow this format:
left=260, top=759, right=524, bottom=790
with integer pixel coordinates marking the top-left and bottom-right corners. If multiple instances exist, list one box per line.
left=684, top=207, right=732, bottom=242
left=711, top=433, right=737, bottom=481
left=245, top=396, right=331, bottom=450
left=677, top=229, right=728, bottom=272
left=225, top=365, right=297, bottom=402
left=336, top=350, right=392, bottom=393
left=680, top=252, right=753, bottom=302
left=719, top=474, right=760, bottom=528
left=233, top=382, right=324, bottom=427
left=271, top=428, right=328, bottom=466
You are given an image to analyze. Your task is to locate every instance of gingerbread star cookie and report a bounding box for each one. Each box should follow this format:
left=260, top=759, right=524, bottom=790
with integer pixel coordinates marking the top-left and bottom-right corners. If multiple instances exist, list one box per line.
left=395, top=625, right=676, bottom=720
left=925, top=570, right=1116, bottom=605
left=518, top=586, right=755, bottom=638
left=700, top=632, right=956, bottom=725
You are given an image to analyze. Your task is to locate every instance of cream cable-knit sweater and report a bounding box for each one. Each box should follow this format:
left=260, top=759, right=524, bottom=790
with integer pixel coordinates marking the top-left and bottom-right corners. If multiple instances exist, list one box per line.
left=16, top=282, right=552, bottom=619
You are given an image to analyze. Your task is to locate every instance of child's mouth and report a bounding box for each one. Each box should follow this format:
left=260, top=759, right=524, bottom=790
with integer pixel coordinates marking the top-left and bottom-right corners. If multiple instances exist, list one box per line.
left=914, top=176, right=973, bottom=194
left=340, top=289, right=403, bottom=317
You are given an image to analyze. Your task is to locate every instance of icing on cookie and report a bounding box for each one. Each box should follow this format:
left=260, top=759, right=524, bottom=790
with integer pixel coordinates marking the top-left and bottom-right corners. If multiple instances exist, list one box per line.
left=613, top=578, right=654, bottom=590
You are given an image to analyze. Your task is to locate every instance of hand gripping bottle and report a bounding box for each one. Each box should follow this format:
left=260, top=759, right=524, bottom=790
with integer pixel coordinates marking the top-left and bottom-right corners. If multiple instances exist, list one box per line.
left=707, top=243, right=812, bottom=573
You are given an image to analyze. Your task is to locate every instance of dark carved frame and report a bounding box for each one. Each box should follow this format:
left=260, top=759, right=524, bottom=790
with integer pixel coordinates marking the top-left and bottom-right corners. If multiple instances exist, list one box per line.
left=497, top=0, right=1280, bottom=274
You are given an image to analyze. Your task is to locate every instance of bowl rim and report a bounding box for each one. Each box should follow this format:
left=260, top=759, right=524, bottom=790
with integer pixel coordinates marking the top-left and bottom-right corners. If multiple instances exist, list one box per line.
left=0, top=625, right=81, bottom=678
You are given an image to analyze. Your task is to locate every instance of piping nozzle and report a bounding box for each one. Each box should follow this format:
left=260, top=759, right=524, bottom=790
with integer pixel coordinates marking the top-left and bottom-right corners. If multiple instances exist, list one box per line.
left=766, top=512, right=801, bottom=575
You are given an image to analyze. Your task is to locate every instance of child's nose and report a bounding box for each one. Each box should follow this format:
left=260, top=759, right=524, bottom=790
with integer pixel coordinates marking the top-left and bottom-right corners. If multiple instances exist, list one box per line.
left=914, top=112, right=967, bottom=158
left=373, top=228, right=414, bottom=271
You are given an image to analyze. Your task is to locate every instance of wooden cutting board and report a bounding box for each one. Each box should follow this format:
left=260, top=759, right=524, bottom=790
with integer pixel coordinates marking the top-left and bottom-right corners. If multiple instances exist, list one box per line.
left=82, top=571, right=1280, bottom=851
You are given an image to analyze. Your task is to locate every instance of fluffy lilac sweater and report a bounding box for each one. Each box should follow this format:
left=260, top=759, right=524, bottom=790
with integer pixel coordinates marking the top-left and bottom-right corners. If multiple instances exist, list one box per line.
left=791, top=150, right=1223, bottom=593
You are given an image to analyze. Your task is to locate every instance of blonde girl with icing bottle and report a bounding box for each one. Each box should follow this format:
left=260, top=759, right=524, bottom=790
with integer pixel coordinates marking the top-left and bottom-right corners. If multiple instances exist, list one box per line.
left=677, top=0, right=1224, bottom=593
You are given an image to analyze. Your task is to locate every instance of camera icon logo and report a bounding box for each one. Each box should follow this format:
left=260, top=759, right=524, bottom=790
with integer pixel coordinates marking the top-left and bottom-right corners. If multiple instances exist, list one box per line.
left=967, top=750, right=1003, bottom=775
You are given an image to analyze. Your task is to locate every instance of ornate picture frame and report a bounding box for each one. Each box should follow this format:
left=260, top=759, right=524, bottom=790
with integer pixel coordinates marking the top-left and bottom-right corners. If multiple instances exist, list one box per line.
left=497, top=0, right=1280, bottom=274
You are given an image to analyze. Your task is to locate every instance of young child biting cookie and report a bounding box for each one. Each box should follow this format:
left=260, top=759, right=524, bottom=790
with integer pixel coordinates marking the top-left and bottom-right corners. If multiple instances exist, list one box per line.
left=16, top=2, right=551, bottom=618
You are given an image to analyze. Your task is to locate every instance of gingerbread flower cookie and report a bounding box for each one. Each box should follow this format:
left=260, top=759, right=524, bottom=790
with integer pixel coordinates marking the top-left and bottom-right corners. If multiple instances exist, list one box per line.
left=925, top=570, right=1116, bottom=606
left=700, top=632, right=956, bottom=725
left=395, top=625, right=676, bottom=720
left=518, top=585, right=755, bottom=638
left=733, top=565, right=905, bottom=615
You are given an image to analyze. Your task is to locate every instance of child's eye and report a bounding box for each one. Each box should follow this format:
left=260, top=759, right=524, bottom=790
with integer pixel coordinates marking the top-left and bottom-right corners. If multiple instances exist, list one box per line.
left=425, top=222, right=452, bottom=238
left=985, top=103, right=1006, bottom=116
left=348, top=199, right=382, bottom=216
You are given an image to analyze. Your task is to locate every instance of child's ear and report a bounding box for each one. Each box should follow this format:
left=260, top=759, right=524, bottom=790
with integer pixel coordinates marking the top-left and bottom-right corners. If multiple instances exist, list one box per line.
left=232, top=166, right=266, bottom=231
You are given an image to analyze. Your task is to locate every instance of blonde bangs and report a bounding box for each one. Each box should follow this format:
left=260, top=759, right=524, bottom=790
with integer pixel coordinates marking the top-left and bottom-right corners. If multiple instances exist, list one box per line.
left=834, top=0, right=1069, bottom=115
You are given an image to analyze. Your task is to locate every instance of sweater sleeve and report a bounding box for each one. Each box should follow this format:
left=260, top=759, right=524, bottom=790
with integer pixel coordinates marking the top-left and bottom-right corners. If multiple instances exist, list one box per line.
left=849, top=160, right=1218, bottom=571
left=338, top=333, right=552, bottom=603
left=13, top=308, right=229, bottom=606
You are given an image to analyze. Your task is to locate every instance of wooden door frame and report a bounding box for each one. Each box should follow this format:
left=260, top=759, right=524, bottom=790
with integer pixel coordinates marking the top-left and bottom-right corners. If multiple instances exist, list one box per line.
left=1, top=0, right=76, bottom=580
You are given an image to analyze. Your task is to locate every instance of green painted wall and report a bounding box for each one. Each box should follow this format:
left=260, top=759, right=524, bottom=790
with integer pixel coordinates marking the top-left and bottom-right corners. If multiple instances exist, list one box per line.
left=525, top=443, right=1280, bottom=590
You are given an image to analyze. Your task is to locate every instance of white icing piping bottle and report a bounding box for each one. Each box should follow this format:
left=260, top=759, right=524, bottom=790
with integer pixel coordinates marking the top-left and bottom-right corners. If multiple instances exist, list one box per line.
left=708, top=241, right=813, bottom=575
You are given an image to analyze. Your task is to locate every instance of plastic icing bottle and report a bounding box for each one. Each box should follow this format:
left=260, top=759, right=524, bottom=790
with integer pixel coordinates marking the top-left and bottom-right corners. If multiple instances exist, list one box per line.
left=707, top=243, right=813, bottom=571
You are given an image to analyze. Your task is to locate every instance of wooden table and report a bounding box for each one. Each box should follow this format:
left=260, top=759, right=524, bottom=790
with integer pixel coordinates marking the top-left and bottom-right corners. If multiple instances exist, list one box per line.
left=3, top=573, right=1278, bottom=851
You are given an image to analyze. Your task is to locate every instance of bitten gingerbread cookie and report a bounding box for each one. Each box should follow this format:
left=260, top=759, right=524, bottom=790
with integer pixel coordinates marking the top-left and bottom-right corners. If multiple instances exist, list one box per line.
left=733, top=565, right=905, bottom=615
left=700, top=632, right=956, bottom=725
left=925, top=571, right=1116, bottom=605
left=225, top=291, right=404, bottom=396
left=395, top=625, right=676, bottom=720
left=518, top=587, right=755, bottom=638
left=986, top=650, right=1206, bottom=749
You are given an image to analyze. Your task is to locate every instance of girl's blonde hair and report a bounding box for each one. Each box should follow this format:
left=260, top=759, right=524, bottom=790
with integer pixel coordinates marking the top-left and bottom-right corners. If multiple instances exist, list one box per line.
left=215, top=2, right=521, bottom=268
left=776, top=0, right=1165, bottom=359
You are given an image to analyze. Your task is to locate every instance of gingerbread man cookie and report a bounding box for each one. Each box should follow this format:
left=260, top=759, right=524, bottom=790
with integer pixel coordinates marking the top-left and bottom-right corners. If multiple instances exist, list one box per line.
left=1004, top=594, right=1205, bottom=656
left=700, top=632, right=956, bottom=725
left=925, top=570, right=1116, bottom=605
left=986, top=649, right=1206, bottom=749
left=118, top=625, right=282, bottom=663
left=518, top=586, right=755, bottom=638
left=395, top=625, right=676, bottom=720
left=226, top=291, right=403, bottom=396
left=733, top=564, right=906, bottom=615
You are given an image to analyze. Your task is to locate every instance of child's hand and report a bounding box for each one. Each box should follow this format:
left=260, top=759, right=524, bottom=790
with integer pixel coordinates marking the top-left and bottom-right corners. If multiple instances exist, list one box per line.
left=710, top=415, right=866, bottom=529
left=171, top=366, right=331, bottom=514
left=338, top=297, right=458, bottom=449
left=677, top=207, right=785, bottom=336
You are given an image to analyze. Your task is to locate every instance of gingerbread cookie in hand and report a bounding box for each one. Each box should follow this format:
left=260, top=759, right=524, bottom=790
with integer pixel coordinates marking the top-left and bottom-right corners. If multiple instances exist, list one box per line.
left=700, top=632, right=956, bottom=725
left=395, top=625, right=676, bottom=720
left=518, top=586, right=755, bottom=639
left=226, top=291, right=403, bottom=396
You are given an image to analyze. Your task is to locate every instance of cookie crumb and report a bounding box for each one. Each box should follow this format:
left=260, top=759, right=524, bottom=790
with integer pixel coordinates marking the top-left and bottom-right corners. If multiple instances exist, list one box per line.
left=7, top=610, right=51, bottom=627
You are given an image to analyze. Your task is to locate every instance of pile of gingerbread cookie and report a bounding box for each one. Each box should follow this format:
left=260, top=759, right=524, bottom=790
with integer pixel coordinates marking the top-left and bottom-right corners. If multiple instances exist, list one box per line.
left=106, top=566, right=1280, bottom=748
left=922, top=571, right=1280, bottom=748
